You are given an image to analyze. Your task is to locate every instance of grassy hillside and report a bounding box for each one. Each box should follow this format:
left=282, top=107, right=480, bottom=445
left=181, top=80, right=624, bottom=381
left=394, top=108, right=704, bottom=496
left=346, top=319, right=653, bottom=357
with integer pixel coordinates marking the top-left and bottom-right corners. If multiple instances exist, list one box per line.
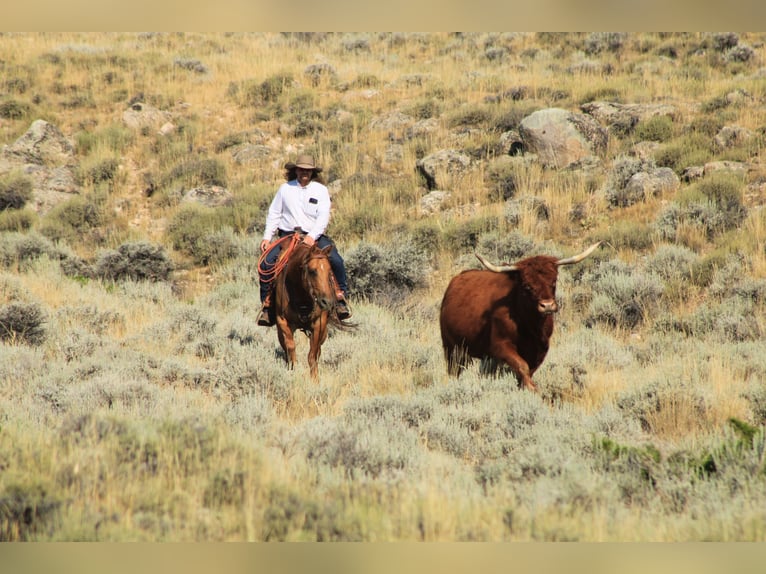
left=1, top=32, right=766, bottom=541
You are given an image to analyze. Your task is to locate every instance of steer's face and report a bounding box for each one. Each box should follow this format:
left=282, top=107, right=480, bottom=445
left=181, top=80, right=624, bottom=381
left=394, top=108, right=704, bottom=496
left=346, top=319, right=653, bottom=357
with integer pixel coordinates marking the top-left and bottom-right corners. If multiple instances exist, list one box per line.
left=518, top=257, right=559, bottom=315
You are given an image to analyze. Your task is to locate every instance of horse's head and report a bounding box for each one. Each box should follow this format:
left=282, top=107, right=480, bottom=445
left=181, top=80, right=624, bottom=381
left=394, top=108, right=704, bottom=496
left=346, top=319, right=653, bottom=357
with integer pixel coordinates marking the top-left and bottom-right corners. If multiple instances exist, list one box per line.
left=300, top=243, right=336, bottom=312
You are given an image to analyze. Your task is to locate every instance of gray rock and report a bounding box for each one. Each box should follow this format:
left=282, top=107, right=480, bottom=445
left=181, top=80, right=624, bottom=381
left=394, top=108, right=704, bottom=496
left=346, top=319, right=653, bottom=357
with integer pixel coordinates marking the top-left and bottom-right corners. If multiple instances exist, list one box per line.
left=182, top=185, right=233, bottom=207
left=122, top=102, right=172, bottom=130
left=3, top=119, right=74, bottom=166
left=415, top=149, right=472, bottom=190
left=714, top=125, right=754, bottom=148
left=519, top=108, right=608, bottom=169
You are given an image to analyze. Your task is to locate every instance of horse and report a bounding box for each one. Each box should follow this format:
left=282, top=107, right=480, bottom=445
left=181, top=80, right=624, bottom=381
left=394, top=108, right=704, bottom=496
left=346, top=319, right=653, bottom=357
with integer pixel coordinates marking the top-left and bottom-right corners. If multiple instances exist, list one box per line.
left=271, top=237, right=349, bottom=380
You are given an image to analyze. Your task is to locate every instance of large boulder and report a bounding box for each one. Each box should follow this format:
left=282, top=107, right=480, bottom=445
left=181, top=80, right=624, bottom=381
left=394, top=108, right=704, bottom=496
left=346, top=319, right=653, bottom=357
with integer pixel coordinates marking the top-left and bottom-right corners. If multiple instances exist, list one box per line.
left=122, top=102, right=172, bottom=131
left=0, top=120, right=79, bottom=213
left=3, top=119, right=74, bottom=166
left=519, top=108, right=608, bottom=169
left=415, top=149, right=472, bottom=190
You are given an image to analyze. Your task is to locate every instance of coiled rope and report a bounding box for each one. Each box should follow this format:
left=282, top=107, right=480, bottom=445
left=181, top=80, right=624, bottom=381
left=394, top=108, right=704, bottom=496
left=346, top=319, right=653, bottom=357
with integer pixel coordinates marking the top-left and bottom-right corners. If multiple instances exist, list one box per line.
left=257, top=233, right=302, bottom=284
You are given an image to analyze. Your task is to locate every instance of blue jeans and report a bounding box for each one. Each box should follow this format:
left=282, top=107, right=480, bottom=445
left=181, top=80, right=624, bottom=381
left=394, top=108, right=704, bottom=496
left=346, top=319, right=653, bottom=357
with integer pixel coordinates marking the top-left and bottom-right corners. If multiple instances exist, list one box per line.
left=259, top=232, right=348, bottom=304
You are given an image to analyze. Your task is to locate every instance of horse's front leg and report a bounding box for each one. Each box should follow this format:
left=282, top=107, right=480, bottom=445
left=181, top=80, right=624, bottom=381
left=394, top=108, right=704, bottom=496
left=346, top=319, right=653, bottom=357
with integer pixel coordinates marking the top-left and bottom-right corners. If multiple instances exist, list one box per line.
left=307, top=316, right=329, bottom=381
left=276, top=318, right=296, bottom=369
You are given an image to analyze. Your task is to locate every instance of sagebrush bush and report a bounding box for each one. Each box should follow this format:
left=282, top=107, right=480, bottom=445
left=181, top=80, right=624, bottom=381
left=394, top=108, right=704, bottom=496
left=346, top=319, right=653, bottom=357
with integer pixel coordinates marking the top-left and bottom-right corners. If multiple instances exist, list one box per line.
left=38, top=196, right=104, bottom=244
left=645, top=244, right=700, bottom=281
left=583, top=262, right=664, bottom=329
left=603, top=155, right=657, bottom=208
left=0, top=301, right=47, bottom=345
left=0, top=232, right=65, bottom=269
left=165, top=205, right=242, bottom=265
left=344, top=239, right=429, bottom=304
left=163, top=158, right=227, bottom=189
left=0, top=209, right=35, bottom=233
left=473, top=230, right=539, bottom=264
left=485, top=160, right=520, bottom=201
left=634, top=115, right=674, bottom=142
left=95, top=241, right=174, bottom=282
left=0, top=98, right=31, bottom=120
left=0, top=172, right=33, bottom=211
left=0, top=481, right=62, bottom=541
left=77, top=156, right=120, bottom=187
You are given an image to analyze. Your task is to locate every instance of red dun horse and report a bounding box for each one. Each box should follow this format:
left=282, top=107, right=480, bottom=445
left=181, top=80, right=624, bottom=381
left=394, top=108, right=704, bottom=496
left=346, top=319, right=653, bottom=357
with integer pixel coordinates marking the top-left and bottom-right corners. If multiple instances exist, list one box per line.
left=273, top=239, right=347, bottom=380
left=439, top=242, right=601, bottom=391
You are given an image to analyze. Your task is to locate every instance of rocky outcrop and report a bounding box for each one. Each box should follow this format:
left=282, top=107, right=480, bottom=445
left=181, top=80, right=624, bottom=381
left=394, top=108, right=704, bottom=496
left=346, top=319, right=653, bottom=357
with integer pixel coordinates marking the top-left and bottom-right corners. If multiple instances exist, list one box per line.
left=0, top=120, right=79, bottom=213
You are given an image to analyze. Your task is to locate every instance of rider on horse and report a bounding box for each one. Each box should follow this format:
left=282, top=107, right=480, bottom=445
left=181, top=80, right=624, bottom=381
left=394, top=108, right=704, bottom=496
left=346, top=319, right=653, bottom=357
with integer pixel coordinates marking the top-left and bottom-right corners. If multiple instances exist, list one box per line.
left=257, top=155, right=351, bottom=327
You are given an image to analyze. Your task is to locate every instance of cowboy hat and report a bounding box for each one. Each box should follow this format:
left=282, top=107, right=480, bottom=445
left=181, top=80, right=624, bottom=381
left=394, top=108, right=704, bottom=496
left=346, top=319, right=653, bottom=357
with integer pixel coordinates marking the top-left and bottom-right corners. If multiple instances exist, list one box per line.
left=285, top=154, right=322, bottom=172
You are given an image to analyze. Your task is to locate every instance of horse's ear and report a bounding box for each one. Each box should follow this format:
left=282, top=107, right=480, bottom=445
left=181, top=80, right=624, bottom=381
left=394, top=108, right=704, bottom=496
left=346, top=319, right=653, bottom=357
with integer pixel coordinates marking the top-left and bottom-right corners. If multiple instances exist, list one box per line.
left=321, top=245, right=333, bottom=256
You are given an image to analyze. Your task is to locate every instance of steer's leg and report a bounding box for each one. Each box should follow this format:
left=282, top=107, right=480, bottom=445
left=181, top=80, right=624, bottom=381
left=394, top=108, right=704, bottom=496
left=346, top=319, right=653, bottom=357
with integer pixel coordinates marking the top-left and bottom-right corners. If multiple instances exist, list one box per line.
left=491, top=344, right=537, bottom=391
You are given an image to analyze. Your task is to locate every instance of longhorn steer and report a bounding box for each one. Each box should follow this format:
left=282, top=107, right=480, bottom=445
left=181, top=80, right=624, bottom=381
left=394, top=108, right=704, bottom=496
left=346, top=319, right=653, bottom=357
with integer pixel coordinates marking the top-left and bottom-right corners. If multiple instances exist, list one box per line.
left=439, top=242, right=601, bottom=390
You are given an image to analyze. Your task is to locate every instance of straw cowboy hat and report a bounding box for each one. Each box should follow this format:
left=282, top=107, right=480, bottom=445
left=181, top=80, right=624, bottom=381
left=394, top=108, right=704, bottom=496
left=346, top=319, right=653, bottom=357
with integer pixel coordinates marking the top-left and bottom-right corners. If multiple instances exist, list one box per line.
left=285, top=154, right=322, bottom=172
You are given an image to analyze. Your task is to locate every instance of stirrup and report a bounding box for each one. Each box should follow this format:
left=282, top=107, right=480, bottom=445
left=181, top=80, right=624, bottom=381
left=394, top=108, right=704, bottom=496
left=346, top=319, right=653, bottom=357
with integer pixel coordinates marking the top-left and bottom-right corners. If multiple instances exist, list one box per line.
left=336, top=299, right=351, bottom=320
left=257, top=305, right=274, bottom=327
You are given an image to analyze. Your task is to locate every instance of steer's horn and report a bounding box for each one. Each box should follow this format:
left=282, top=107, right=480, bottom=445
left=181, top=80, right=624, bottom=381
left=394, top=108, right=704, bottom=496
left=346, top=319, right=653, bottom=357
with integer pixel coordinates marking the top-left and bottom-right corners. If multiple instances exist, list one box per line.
left=475, top=253, right=518, bottom=273
left=556, top=242, right=601, bottom=266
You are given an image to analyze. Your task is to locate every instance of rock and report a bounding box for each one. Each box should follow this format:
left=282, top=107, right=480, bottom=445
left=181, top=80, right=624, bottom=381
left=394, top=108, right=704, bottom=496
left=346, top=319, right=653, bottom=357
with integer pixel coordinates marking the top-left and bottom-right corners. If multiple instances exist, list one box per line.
left=0, top=120, right=79, bottom=214
left=415, top=149, right=472, bottom=190
left=3, top=119, right=74, bottom=166
left=232, top=144, right=273, bottom=165
left=420, top=190, right=451, bottom=215
left=122, top=102, right=172, bottom=130
left=182, top=185, right=233, bottom=207
left=519, top=108, right=608, bottom=169
left=714, top=125, right=754, bottom=148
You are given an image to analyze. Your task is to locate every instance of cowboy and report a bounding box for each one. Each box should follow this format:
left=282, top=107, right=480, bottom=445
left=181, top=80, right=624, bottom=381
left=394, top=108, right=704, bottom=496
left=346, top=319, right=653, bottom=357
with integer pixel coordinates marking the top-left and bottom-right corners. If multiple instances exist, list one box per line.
left=257, top=154, right=351, bottom=327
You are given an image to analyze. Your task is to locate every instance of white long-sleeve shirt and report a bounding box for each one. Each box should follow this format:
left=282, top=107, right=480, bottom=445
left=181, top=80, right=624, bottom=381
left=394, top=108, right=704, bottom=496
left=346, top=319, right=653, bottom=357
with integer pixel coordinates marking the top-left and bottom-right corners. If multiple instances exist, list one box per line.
left=262, top=179, right=331, bottom=241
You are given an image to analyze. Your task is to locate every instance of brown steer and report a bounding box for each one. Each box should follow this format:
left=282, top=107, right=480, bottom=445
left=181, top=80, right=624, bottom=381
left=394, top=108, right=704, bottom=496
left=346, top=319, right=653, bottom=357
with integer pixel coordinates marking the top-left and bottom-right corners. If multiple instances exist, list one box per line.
left=439, top=242, right=600, bottom=390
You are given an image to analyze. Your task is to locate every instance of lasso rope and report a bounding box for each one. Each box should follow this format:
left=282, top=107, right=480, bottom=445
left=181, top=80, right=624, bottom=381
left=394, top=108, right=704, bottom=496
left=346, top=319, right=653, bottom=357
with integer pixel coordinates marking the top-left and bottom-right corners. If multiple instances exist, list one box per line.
left=258, top=233, right=302, bottom=284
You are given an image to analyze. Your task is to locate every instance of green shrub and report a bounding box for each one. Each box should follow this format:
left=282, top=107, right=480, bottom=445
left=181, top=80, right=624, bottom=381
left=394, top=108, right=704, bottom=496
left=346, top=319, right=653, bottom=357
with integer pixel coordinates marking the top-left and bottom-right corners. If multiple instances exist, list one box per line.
left=634, top=115, right=674, bottom=142
left=0, top=99, right=31, bottom=120
left=0, top=481, right=61, bottom=541
left=165, top=206, right=241, bottom=266
left=595, top=220, right=655, bottom=251
left=0, top=232, right=65, bottom=269
left=0, top=209, right=35, bottom=232
left=0, top=302, right=47, bottom=345
left=583, top=262, right=664, bottom=328
left=0, top=172, right=33, bottom=211
left=445, top=103, right=493, bottom=129
left=78, top=157, right=120, bottom=186
left=645, top=244, right=700, bottom=281
left=654, top=134, right=714, bottom=173
left=485, top=160, right=519, bottom=201
left=240, top=73, right=294, bottom=106
left=164, top=158, right=227, bottom=188
left=75, top=124, right=134, bottom=155
left=95, top=241, right=174, bottom=282
left=442, top=216, right=500, bottom=253
left=47, top=196, right=102, bottom=230
left=345, top=238, right=429, bottom=303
